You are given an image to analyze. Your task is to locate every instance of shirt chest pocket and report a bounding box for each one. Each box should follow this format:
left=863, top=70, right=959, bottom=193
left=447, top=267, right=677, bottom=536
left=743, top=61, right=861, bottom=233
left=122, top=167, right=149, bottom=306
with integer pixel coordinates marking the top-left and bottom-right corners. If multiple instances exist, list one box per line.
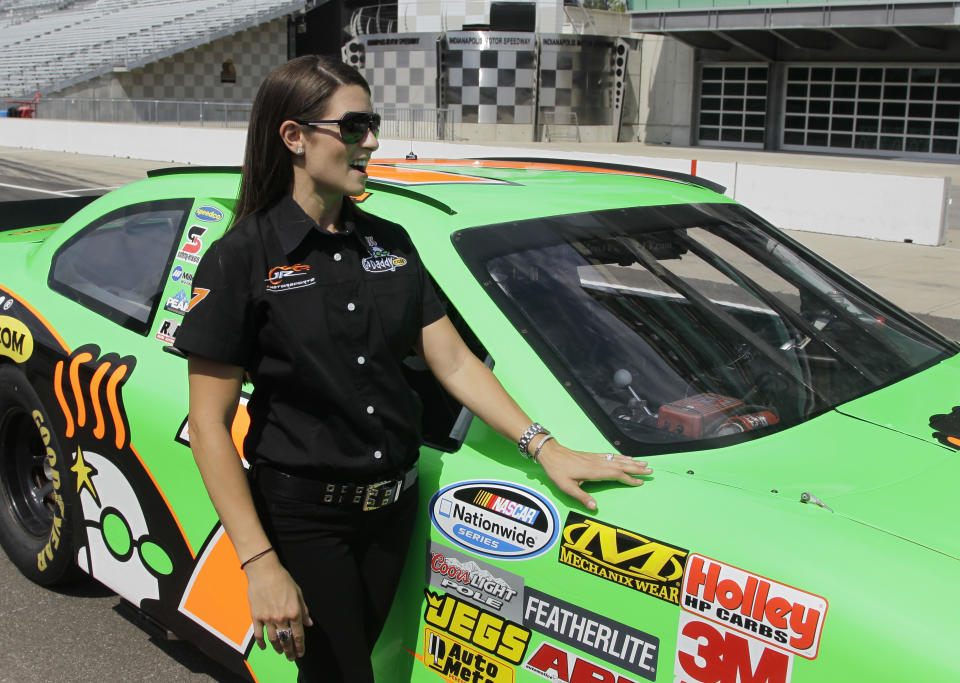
left=365, top=269, right=422, bottom=357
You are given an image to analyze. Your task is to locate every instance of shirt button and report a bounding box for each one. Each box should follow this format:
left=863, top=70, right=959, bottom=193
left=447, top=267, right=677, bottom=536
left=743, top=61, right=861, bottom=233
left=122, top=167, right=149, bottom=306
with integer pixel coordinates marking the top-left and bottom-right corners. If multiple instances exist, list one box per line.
left=347, top=302, right=356, bottom=311
left=357, top=356, right=365, bottom=365
left=374, top=450, right=383, bottom=459
left=333, top=253, right=342, bottom=262
left=366, top=405, right=375, bottom=414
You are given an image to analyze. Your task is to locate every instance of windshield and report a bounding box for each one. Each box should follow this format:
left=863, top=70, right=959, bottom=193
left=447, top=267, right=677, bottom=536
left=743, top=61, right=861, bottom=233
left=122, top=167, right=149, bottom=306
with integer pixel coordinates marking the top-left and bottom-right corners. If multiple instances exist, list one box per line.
left=454, top=202, right=956, bottom=455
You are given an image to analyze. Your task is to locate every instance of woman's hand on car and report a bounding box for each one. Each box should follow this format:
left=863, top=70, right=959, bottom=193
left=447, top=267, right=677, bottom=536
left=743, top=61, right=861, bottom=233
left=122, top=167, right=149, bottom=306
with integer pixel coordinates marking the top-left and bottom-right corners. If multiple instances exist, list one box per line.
left=535, top=438, right=652, bottom=510
left=246, top=554, right=314, bottom=660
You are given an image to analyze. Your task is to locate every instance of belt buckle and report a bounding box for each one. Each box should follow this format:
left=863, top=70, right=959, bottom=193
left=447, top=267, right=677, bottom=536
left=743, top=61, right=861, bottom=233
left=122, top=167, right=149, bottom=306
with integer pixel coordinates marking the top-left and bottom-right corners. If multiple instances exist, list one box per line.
left=363, top=478, right=401, bottom=511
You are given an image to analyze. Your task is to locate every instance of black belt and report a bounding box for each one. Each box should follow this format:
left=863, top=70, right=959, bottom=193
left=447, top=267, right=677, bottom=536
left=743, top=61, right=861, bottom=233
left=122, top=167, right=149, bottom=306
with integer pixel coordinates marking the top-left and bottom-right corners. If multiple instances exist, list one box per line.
left=251, top=463, right=417, bottom=511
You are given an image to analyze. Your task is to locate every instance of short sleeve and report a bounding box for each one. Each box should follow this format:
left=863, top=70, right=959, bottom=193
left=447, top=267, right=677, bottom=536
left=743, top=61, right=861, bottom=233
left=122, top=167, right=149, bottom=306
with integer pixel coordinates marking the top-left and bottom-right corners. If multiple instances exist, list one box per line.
left=419, top=262, right=446, bottom=327
left=173, top=239, right=255, bottom=367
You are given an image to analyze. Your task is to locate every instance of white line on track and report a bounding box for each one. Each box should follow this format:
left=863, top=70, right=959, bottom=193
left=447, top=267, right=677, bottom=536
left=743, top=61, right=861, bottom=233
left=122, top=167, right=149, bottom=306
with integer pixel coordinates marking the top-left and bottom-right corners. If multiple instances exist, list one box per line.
left=61, top=185, right=119, bottom=193
left=0, top=181, right=77, bottom=196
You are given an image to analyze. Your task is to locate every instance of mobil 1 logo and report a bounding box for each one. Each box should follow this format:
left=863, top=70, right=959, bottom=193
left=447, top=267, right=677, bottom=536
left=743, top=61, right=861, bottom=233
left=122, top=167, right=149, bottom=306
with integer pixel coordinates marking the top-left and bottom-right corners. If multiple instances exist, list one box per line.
left=427, top=541, right=525, bottom=622
left=429, top=480, right=559, bottom=561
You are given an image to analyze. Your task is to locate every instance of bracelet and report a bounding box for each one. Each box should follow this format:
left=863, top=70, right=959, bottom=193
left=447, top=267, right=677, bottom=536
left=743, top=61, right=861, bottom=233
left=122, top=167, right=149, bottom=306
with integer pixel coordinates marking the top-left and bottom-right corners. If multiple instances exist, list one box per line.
left=240, top=546, right=275, bottom=570
left=531, top=434, right=555, bottom=464
left=518, top=423, right=548, bottom=458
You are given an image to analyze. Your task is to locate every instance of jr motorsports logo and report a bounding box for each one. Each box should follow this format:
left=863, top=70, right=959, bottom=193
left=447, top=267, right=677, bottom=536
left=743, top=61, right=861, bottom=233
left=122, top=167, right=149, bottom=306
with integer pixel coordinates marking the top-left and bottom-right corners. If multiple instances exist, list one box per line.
left=429, top=481, right=559, bottom=560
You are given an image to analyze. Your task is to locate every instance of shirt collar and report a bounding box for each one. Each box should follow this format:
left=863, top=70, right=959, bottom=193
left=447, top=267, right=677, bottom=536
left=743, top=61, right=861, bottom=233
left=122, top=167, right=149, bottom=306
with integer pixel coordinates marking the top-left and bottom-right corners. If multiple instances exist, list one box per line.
left=271, top=195, right=366, bottom=256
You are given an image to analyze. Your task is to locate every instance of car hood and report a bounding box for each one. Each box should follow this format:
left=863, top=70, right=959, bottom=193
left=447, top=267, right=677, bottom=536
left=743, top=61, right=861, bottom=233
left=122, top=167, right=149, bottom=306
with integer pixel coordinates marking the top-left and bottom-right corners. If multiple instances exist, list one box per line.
left=658, top=356, right=960, bottom=559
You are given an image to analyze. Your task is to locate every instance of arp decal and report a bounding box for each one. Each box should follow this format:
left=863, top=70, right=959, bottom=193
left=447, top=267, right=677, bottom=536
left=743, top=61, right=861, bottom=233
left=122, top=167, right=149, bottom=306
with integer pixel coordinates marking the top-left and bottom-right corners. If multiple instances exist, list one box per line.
left=675, top=612, right=793, bottom=683
left=194, top=205, right=223, bottom=222
left=558, top=512, right=688, bottom=604
left=523, top=587, right=658, bottom=681
left=423, top=589, right=531, bottom=665
left=929, top=406, right=960, bottom=450
left=427, top=541, right=525, bottom=621
left=429, top=480, right=559, bottom=560
left=424, top=627, right=515, bottom=683
left=164, top=289, right=190, bottom=315
left=681, top=554, right=827, bottom=659
left=0, top=314, right=33, bottom=362
left=265, top=263, right=315, bottom=293
left=176, top=225, right=208, bottom=264
left=155, top=318, right=180, bottom=344
left=524, top=642, right=638, bottom=683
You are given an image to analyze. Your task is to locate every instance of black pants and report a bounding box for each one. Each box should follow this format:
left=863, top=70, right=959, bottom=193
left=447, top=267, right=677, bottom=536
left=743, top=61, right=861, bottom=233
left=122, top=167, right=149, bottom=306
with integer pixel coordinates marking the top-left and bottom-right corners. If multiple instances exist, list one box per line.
left=251, top=468, right=419, bottom=683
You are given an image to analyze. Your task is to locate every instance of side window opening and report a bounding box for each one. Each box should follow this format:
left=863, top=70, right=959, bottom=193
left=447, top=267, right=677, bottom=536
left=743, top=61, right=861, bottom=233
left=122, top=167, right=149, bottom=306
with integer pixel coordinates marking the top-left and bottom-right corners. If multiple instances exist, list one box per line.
left=403, top=279, right=491, bottom=453
left=49, top=199, right=193, bottom=334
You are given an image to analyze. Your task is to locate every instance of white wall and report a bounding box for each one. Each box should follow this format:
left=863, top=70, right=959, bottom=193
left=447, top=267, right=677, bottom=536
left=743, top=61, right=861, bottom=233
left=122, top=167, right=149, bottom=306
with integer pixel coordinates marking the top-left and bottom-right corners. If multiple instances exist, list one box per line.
left=0, top=119, right=948, bottom=245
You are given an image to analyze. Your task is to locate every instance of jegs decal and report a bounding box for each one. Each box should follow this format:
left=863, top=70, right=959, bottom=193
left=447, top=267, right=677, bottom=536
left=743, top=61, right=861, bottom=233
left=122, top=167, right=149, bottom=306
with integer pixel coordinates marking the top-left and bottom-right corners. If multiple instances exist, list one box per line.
left=675, top=612, right=794, bottom=683
left=558, top=512, right=688, bottom=604
left=929, top=406, right=960, bottom=450
left=423, top=589, right=531, bottom=665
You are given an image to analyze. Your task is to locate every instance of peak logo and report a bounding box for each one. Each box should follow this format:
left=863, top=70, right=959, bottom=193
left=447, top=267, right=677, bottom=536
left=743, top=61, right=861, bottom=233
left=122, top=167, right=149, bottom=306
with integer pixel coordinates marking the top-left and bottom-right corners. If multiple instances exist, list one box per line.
left=558, top=512, right=687, bottom=605
left=430, top=481, right=558, bottom=560
left=176, top=226, right=207, bottom=264
left=682, top=554, right=827, bottom=659
left=194, top=205, right=223, bottom=222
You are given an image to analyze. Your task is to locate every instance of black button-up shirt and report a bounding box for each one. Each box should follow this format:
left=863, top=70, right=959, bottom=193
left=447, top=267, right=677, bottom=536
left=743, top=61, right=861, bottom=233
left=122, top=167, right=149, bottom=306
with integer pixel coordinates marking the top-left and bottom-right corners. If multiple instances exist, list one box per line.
left=174, top=196, right=445, bottom=481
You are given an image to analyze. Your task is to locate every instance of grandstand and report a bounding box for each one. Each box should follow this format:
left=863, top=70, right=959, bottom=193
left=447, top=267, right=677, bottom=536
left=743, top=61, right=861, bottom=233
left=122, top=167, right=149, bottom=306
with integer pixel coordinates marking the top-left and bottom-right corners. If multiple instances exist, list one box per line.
left=0, top=0, right=306, bottom=99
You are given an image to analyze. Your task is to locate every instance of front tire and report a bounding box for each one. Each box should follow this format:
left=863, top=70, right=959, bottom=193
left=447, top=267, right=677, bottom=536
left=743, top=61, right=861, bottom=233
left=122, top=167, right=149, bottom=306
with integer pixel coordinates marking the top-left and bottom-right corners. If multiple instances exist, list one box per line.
left=0, top=364, right=81, bottom=585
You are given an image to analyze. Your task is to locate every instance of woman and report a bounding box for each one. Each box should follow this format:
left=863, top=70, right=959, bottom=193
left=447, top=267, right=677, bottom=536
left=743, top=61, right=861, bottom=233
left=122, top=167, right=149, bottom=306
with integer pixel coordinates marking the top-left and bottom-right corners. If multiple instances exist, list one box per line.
left=174, top=55, right=652, bottom=682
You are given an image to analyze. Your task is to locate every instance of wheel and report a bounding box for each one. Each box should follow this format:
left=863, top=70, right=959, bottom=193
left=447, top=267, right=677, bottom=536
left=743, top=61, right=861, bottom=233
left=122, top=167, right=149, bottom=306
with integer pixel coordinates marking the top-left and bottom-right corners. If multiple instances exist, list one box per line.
left=0, top=364, right=82, bottom=585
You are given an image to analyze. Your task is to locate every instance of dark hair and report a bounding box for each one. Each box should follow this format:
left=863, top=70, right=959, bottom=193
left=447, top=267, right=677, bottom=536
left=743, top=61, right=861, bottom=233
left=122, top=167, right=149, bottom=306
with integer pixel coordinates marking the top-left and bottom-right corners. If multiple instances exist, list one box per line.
left=233, top=55, right=371, bottom=224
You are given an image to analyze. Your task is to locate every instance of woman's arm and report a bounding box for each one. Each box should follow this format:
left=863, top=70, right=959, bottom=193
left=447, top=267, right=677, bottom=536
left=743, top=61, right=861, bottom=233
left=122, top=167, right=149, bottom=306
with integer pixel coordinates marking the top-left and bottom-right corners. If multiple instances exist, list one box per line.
left=187, top=355, right=312, bottom=660
left=418, top=317, right=652, bottom=510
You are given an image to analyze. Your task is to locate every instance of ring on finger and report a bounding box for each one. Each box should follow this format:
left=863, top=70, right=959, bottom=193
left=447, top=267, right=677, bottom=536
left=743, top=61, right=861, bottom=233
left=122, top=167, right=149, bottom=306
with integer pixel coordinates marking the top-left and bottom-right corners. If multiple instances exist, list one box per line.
left=276, top=627, right=293, bottom=643
left=604, top=453, right=615, bottom=462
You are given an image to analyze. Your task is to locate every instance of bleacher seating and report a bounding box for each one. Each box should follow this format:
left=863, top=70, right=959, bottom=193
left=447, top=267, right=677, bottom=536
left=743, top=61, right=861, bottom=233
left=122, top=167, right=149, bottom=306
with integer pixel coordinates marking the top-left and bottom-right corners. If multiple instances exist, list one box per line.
left=0, top=0, right=304, bottom=98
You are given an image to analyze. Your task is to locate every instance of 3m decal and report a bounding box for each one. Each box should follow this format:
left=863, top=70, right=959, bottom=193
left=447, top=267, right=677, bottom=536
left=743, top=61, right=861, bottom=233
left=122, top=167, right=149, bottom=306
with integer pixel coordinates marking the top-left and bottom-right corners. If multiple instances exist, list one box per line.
left=675, top=612, right=793, bottom=683
left=188, top=287, right=210, bottom=312
left=176, top=226, right=207, bottom=264
left=194, top=205, right=223, bottom=222
left=155, top=318, right=180, bottom=344
left=428, top=541, right=525, bottom=621
left=558, top=512, right=688, bottom=604
left=423, top=589, right=531, bottom=665
left=523, top=588, right=658, bottom=681
left=265, top=263, right=315, bottom=293
left=929, top=406, right=960, bottom=450
left=33, top=409, right=66, bottom=572
left=171, top=265, right=194, bottom=286
left=524, top=642, right=638, bottom=683
left=682, top=554, right=827, bottom=659
left=164, top=289, right=190, bottom=315
left=424, top=627, right=515, bottom=683
left=429, top=481, right=559, bottom=560
left=0, top=315, right=33, bottom=362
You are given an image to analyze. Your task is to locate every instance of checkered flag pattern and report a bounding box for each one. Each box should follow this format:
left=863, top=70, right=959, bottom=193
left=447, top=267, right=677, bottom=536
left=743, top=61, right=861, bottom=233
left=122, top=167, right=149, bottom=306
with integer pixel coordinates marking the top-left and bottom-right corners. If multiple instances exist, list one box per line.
left=443, top=40, right=537, bottom=124
left=539, top=43, right=616, bottom=126
left=346, top=34, right=440, bottom=108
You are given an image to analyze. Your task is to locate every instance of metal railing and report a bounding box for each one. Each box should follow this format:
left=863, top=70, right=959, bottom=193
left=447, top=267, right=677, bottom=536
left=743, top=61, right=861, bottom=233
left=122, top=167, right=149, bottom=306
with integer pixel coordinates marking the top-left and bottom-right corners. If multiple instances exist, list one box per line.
left=32, top=98, right=456, bottom=140
left=36, top=97, right=252, bottom=127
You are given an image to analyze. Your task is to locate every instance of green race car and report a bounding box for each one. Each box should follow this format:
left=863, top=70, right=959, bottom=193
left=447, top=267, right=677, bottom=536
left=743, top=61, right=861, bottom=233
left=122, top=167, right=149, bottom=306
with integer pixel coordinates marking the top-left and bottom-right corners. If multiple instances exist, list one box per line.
left=1, top=158, right=958, bottom=683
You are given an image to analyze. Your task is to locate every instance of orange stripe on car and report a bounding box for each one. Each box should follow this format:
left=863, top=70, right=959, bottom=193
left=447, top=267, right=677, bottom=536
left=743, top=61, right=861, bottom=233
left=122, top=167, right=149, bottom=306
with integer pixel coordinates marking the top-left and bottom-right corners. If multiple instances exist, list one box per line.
left=89, top=361, right=111, bottom=440
left=105, top=364, right=128, bottom=449
left=371, top=158, right=674, bottom=181
left=68, top=352, right=93, bottom=428
left=0, top=285, right=70, bottom=353
left=54, top=360, right=74, bottom=438
left=366, top=164, right=506, bottom=185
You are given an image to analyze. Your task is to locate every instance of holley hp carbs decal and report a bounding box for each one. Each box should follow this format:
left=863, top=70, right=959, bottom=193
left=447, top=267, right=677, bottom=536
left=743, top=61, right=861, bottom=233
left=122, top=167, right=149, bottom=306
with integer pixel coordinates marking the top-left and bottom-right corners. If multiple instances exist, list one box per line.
left=429, top=481, right=559, bottom=560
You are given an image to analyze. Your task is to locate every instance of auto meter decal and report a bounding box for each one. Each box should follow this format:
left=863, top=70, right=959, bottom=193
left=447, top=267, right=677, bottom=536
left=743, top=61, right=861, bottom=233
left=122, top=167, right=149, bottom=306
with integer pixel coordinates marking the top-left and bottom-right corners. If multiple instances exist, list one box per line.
left=681, top=554, right=828, bottom=660
left=675, top=612, right=794, bottom=683
left=558, top=512, right=688, bottom=604
left=429, top=480, right=559, bottom=560
left=929, top=405, right=960, bottom=450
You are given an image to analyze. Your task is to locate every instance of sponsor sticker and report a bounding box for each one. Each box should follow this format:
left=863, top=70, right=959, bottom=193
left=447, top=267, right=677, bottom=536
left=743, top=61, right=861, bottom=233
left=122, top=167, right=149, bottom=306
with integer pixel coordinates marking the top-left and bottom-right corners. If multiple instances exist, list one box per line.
left=524, top=642, right=639, bottom=683
left=188, top=287, right=210, bottom=312
left=0, top=315, right=33, bottom=362
left=423, top=627, right=515, bottom=683
left=2, top=298, right=12, bottom=311
left=523, top=587, right=658, bottom=681
left=681, top=554, right=827, bottom=659
left=675, top=612, right=793, bottom=683
left=265, top=263, right=315, bottom=293
left=361, top=237, right=407, bottom=273
left=171, top=266, right=194, bottom=286
left=155, top=318, right=180, bottom=344
left=558, top=512, right=688, bottom=605
left=423, top=589, right=531, bottom=665
left=194, top=205, right=223, bottom=222
left=164, top=289, right=190, bottom=315
left=175, top=226, right=207, bottom=264
left=428, top=541, right=525, bottom=621
left=429, top=480, right=559, bottom=560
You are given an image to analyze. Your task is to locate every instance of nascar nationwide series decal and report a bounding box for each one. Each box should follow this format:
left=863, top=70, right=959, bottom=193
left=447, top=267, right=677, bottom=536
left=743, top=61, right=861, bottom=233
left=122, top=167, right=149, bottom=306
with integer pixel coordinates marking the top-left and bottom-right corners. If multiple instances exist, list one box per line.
left=681, top=554, right=828, bottom=659
left=429, top=481, right=559, bottom=560
left=674, top=612, right=794, bottom=683
left=558, top=512, right=688, bottom=604
left=423, top=589, right=531, bottom=665
left=428, top=541, right=525, bottom=621
left=522, top=587, right=659, bottom=681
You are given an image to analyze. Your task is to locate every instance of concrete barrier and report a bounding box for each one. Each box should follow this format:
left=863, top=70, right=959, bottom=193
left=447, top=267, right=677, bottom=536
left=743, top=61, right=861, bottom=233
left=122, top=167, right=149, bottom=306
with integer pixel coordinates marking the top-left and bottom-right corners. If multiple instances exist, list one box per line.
left=0, top=118, right=949, bottom=245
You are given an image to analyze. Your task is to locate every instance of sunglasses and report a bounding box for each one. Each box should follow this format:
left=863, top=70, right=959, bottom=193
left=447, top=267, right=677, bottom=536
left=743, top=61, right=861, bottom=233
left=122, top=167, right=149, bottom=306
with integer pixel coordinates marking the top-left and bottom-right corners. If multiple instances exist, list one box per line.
left=296, top=111, right=381, bottom=144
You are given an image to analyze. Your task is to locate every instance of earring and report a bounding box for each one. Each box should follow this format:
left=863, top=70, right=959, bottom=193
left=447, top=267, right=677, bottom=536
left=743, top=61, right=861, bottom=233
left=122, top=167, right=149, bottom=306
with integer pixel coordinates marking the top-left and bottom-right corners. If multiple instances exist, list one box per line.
left=296, top=147, right=303, bottom=155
